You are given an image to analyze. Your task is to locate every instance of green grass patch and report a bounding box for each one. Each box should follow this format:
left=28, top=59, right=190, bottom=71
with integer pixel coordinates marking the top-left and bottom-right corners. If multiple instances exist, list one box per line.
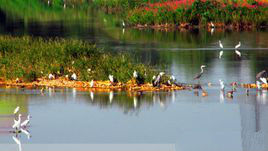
left=0, top=36, right=156, bottom=82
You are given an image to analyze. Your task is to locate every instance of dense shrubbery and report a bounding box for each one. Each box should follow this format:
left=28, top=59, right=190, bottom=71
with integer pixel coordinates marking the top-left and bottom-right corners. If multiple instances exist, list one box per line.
left=0, top=36, right=155, bottom=82
left=94, top=0, right=268, bottom=28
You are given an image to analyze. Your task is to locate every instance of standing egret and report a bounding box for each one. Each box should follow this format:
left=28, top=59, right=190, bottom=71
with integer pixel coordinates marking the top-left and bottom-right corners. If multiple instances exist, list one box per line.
left=90, top=80, right=94, bottom=88
left=260, top=77, right=267, bottom=84
left=109, top=74, right=117, bottom=85
left=21, top=115, right=31, bottom=128
left=133, top=70, right=144, bottom=85
left=12, top=136, right=22, bottom=151
left=219, top=79, right=225, bottom=91
left=70, top=73, right=77, bottom=80
left=14, top=106, right=20, bottom=115
left=12, top=114, right=22, bottom=130
left=153, top=72, right=165, bottom=87
left=210, top=22, right=215, bottom=28
left=194, top=65, right=206, bottom=83
left=219, top=40, right=223, bottom=59
left=235, top=42, right=241, bottom=57
left=122, top=21, right=125, bottom=28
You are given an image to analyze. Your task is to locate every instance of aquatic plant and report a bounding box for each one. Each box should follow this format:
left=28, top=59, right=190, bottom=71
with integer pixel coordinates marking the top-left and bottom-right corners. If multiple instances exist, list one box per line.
left=0, top=36, right=156, bottom=82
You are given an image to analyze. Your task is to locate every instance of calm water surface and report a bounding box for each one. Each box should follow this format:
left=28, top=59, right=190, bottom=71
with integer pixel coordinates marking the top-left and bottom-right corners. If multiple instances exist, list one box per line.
left=0, top=6, right=268, bottom=151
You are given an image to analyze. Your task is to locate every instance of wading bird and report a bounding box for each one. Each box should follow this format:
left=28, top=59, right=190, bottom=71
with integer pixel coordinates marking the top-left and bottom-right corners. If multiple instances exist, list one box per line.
left=133, top=70, right=144, bottom=85
left=167, top=75, right=176, bottom=86
left=20, top=128, right=31, bottom=140
left=210, top=22, right=215, bottom=28
left=14, top=106, right=20, bottom=115
left=219, top=40, right=223, bottom=59
left=21, top=115, right=31, bottom=128
left=12, top=114, right=22, bottom=130
left=219, top=79, right=225, bottom=91
left=153, top=72, right=165, bottom=87
left=70, top=73, right=77, bottom=80
left=235, top=42, right=241, bottom=57
left=194, top=65, right=206, bottom=83
left=109, top=75, right=117, bottom=85
left=90, top=80, right=94, bottom=88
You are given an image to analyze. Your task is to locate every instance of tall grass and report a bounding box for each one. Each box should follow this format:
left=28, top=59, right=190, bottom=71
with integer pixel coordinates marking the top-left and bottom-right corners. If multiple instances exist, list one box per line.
left=0, top=36, right=155, bottom=82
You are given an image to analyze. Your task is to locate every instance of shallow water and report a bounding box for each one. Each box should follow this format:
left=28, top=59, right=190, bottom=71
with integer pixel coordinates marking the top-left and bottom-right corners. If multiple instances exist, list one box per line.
left=1, top=6, right=268, bottom=151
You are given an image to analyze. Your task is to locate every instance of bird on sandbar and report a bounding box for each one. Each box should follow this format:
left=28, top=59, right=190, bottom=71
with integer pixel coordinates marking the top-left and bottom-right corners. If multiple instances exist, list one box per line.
left=152, top=72, right=165, bottom=87
left=133, top=70, right=144, bottom=85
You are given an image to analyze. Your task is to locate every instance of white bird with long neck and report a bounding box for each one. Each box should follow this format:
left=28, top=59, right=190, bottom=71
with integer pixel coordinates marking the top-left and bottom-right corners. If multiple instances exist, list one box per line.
left=109, top=75, right=114, bottom=83
left=219, top=40, right=223, bottom=59
left=260, top=77, right=267, bottom=84
left=14, top=106, right=20, bottom=115
left=194, top=65, right=206, bottom=81
left=219, top=79, right=225, bottom=91
left=21, top=115, right=31, bottom=128
left=12, top=114, right=22, bottom=130
left=71, top=73, right=77, bottom=80
left=235, top=42, right=241, bottom=57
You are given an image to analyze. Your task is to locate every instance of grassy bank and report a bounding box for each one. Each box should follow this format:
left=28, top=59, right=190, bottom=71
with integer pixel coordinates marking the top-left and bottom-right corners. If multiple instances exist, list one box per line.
left=93, top=0, right=268, bottom=29
left=0, top=36, right=155, bottom=82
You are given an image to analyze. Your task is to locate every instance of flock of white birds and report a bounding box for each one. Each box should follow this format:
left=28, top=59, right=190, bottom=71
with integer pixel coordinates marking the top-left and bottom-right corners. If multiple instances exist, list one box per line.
left=12, top=106, right=31, bottom=151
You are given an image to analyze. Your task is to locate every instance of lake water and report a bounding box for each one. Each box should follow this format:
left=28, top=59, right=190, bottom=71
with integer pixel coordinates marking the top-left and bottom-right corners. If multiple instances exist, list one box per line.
left=0, top=6, right=268, bottom=151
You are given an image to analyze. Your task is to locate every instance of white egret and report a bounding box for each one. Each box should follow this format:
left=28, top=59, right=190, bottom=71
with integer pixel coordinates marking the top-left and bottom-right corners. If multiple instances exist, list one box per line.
left=133, top=70, right=138, bottom=78
left=14, top=106, right=20, bottom=115
left=12, top=114, right=22, bottom=130
left=12, top=136, right=22, bottom=151
left=260, top=77, right=267, bottom=84
left=90, top=80, right=94, bottom=88
left=210, top=21, right=215, bottom=28
left=20, top=128, right=31, bottom=140
left=71, top=73, right=77, bottom=80
left=109, top=75, right=114, bottom=83
left=90, top=91, right=94, bottom=101
left=219, top=79, right=225, bottom=91
left=235, top=42, right=241, bottom=57
left=122, top=21, right=125, bottom=28
left=133, top=70, right=144, bottom=85
left=235, top=41, right=241, bottom=49
left=153, top=72, right=165, bottom=87
left=48, top=74, right=54, bottom=80
left=21, top=115, right=31, bottom=128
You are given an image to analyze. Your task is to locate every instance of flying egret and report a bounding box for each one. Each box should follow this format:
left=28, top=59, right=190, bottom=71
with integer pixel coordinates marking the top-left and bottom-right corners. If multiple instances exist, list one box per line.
left=219, top=79, right=225, bottom=91
left=194, top=65, right=206, bottom=82
left=12, top=136, right=22, bottom=151
left=21, top=115, right=31, bottom=128
left=153, top=72, right=165, bottom=87
left=12, top=114, right=22, bottom=130
left=20, top=128, right=31, bottom=140
left=14, top=106, right=20, bottom=115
